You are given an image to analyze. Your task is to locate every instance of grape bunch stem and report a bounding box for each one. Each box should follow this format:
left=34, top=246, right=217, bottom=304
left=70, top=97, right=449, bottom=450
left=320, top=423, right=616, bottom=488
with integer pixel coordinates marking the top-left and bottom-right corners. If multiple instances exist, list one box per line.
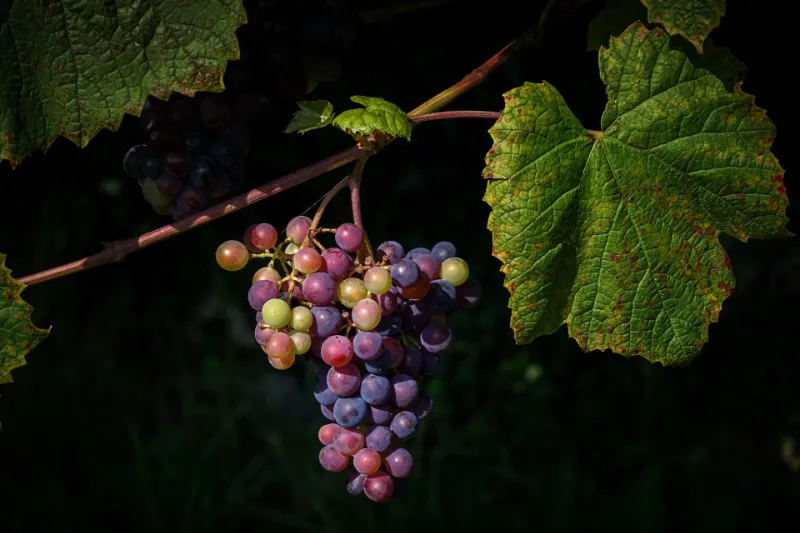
left=17, top=0, right=563, bottom=287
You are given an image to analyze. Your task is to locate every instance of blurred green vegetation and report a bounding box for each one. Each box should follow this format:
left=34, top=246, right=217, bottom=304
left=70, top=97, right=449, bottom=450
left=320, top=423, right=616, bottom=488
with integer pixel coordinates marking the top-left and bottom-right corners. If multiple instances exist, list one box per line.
left=1, top=1, right=798, bottom=531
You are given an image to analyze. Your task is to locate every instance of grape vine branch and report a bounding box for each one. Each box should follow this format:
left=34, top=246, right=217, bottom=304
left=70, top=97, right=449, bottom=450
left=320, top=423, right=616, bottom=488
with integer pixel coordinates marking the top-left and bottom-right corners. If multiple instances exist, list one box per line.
left=16, top=0, right=561, bottom=287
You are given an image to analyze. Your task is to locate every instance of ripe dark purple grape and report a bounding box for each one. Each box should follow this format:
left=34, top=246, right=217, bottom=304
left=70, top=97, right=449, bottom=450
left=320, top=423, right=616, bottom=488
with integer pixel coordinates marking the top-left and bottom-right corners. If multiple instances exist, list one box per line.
left=333, top=396, right=368, bottom=428
left=420, top=322, right=452, bottom=353
left=164, top=150, right=192, bottom=178
left=376, top=315, right=402, bottom=337
left=374, top=290, right=399, bottom=316
left=346, top=471, right=367, bottom=496
left=206, top=171, right=231, bottom=199
left=377, top=241, right=404, bottom=264
left=421, top=351, right=440, bottom=376
left=353, top=330, right=383, bottom=361
left=382, top=337, right=404, bottom=369
left=335, top=223, right=364, bottom=252
left=412, top=253, right=440, bottom=281
left=405, top=247, right=430, bottom=260
left=314, top=380, right=338, bottom=406
left=425, top=280, right=457, bottom=314
left=399, top=347, right=423, bottom=375
left=385, top=449, right=413, bottom=479
left=410, top=393, right=433, bottom=420
left=176, top=184, right=209, bottom=211
left=360, top=373, right=391, bottom=406
left=391, top=374, right=420, bottom=408
left=248, top=280, right=279, bottom=310
left=391, top=259, right=420, bottom=288
left=148, top=127, right=181, bottom=153
left=401, top=302, right=429, bottom=334
left=321, top=403, right=336, bottom=422
left=319, top=445, right=348, bottom=472
left=156, top=172, right=184, bottom=200
left=390, top=411, right=418, bottom=439
left=364, top=351, right=392, bottom=375
left=303, top=272, right=337, bottom=305
left=369, top=405, right=394, bottom=427
left=327, top=363, right=361, bottom=397
left=431, top=241, right=457, bottom=263
left=309, top=305, right=342, bottom=339
left=142, top=156, right=163, bottom=180
left=183, top=131, right=208, bottom=153
left=189, top=156, right=217, bottom=188
left=365, top=425, right=393, bottom=453
left=320, top=248, right=353, bottom=280
left=456, top=279, right=482, bottom=310
left=123, top=144, right=151, bottom=179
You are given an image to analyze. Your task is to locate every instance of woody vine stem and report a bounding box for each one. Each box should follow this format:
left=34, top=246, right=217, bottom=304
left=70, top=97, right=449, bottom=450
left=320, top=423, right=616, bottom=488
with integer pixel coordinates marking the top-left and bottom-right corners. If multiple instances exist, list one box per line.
left=17, top=0, right=565, bottom=287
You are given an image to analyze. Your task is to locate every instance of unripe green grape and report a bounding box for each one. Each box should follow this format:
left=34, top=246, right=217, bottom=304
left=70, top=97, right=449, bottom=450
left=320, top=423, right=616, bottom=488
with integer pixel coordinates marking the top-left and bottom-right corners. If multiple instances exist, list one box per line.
left=216, top=240, right=249, bottom=271
left=363, top=267, right=392, bottom=294
left=142, top=178, right=172, bottom=208
left=440, top=257, right=469, bottom=286
left=285, top=243, right=300, bottom=256
left=290, top=331, right=312, bottom=354
left=253, top=266, right=282, bottom=285
left=337, top=277, right=368, bottom=308
left=152, top=202, right=172, bottom=216
left=352, top=298, right=381, bottom=331
left=262, top=298, right=292, bottom=328
left=291, top=306, right=314, bottom=331
left=268, top=353, right=295, bottom=370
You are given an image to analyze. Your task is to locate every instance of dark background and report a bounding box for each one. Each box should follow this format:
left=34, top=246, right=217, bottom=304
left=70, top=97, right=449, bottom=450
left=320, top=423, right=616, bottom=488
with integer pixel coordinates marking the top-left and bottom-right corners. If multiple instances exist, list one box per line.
left=1, top=0, right=798, bottom=531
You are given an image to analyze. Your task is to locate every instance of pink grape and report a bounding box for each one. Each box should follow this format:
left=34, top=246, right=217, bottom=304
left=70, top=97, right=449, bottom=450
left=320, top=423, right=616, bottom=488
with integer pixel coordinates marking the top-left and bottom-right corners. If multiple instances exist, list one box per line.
left=266, top=332, right=294, bottom=359
left=294, top=247, right=323, bottom=274
left=318, top=423, right=340, bottom=445
left=385, top=448, right=413, bottom=478
left=353, top=449, right=382, bottom=475
left=321, top=335, right=354, bottom=367
left=254, top=324, right=276, bottom=345
left=364, top=470, right=394, bottom=502
left=320, top=248, right=353, bottom=280
left=352, top=298, right=381, bottom=331
left=319, top=445, right=348, bottom=472
left=287, top=216, right=312, bottom=245
left=245, top=223, right=278, bottom=251
left=333, top=427, right=365, bottom=455
left=335, top=223, right=364, bottom=252
left=412, top=253, right=440, bottom=280
left=215, top=240, right=249, bottom=271
left=327, top=364, right=361, bottom=396
left=268, top=353, right=295, bottom=370
left=252, top=266, right=282, bottom=285
left=302, top=273, right=337, bottom=305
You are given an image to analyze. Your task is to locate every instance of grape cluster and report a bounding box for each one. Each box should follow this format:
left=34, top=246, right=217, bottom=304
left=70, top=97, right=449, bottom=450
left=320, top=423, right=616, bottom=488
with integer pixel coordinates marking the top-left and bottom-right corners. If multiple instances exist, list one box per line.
left=123, top=0, right=358, bottom=219
left=216, top=218, right=481, bottom=502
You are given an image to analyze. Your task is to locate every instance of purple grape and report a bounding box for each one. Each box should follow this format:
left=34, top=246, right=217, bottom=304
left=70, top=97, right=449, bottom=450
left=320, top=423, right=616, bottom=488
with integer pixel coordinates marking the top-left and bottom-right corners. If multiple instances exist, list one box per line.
left=148, top=127, right=181, bottom=153
left=314, top=380, right=338, bottom=406
left=431, top=241, right=457, bottom=263
left=189, top=156, right=217, bottom=188
left=366, top=425, right=393, bottom=453
left=123, top=144, right=151, bottom=179
left=320, top=248, right=353, bottom=280
left=360, top=374, right=391, bottom=406
left=346, top=471, right=367, bottom=496
left=424, top=280, right=457, bottom=314
left=401, top=302, right=430, bottom=334
left=209, top=138, right=239, bottom=168
left=399, top=347, right=423, bottom=375
left=321, top=403, right=336, bottom=422
left=456, top=279, right=482, bottom=310
left=303, top=272, right=337, bottom=305
left=421, top=351, right=440, bottom=376
left=255, top=310, right=263, bottom=324
left=420, top=322, right=452, bottom=353
left=409, top=393, right=433, bottom=420
left=164, top=150, right=191, bottom=177
left=382, top=337, right=404, bottom=369
left=183, top=131, right=208, bottom=153
left=310, top=305, right=342, bottom=338
left=391, top=374, right=420, bottom=408
left=353, top=330, right=383, bottom=360
left=376, top=315, right=402, bottom=337
left=391, top=259, right=420, bottom=288
left=364, top=351, right=392, bottom=375
left=142, top=156, right=163, bottom=179
left=412, top=253, right=440, bottom=281
left=327, top=364, right=361, bottom=397
left=207, top=171, right=231, bottom=199
left=156, top=172, right=184, bottom=200
left=248, top=280, right=280, bottom=310
left=377, top=241, right=404, bottom=264
left=369, top=405, right=394, bottom=426
left=170, top=201, right=195, bottom=221
left=335, top=223, right=364, bottom=252
left=333, top=397, right=368, bottom=428
left=254, top=324, right=272, bottom=345
left=373, top=290, right=399, bottom=316
left=390, top=411, right=418, bottom=439
left=385, top=449, right=413, bottom=479
left=176, top=184, right=208, bottom=211
left=405, top=247, right=431, bottom=260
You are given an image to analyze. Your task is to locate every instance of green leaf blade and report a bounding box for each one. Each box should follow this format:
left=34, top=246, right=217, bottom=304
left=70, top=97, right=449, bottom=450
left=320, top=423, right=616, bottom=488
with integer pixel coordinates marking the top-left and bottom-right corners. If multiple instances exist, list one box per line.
left=484, top=23, right=788, bottom=365
left=0, top=254, right=50, bottom=383
left=641, top=0, right=726, bottom=52
left=332, top=96, right=412, bottom=141
left=285, top=100, right=335, bottom=134
left=0, top=0, right=247, bottom=166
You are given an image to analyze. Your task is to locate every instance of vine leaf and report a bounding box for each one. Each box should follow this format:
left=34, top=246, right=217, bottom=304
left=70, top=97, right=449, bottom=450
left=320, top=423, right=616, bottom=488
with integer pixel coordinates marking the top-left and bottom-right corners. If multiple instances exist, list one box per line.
left=483, top=23, right=789, bottom=366
left=332, top=96, right=412, bottom=141
left=0, top=254, right=50, bottom=383
left=0, top=0, right=247, bottom=167
left=285, top=100, right=335, bottom=134
left=641, top=0, right=725, bottom=52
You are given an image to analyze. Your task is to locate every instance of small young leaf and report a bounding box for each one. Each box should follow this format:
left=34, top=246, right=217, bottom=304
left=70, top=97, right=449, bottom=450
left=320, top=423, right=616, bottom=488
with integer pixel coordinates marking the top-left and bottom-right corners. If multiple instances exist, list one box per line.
left=332, top=96, right=412, bottom=141
left=0, top=254, right=50, bottom=383
left=483, top=23, right=789, bottom=366
left=641, top=0, right=726, bottom=52
left=285, top=101, right=335, bottom=134
left=0, top=0, right=247, bottom=167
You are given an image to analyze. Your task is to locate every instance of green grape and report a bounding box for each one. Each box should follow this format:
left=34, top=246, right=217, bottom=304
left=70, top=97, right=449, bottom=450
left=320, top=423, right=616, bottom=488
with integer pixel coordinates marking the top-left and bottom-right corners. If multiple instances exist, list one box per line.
left=142, top=178, right=172, bottom=208
left=152, top=202, right=172, bottom=216
left=285, top=243, right=300, bottom=256
left=290, top=331, right=312, bottom=354
left=440, top=257, right=469, bottom=286
left=337, top=277, right=368, bottom=308
left=216, top=240, right=249, bottom=271
left=262, top=298, right=292, bottom=328
left=363, top=267, right=392, bottom=294
left=291, top=306, right=314, bottom=331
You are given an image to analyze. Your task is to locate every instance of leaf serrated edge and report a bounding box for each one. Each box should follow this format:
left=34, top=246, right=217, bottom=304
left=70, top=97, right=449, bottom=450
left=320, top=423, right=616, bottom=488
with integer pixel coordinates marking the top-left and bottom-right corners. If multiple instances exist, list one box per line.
left=0, top=253, right=51, bottom=383
left=640, top=0, right=725, bottom=52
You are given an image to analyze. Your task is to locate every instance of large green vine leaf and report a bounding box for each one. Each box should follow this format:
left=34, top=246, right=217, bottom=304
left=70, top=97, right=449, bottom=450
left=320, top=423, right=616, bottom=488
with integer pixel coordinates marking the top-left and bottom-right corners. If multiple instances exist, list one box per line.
left=0, top=0, right=247, bottom=167
left=641, top=0, right=725, bottom=52
left=0, top=254, right=50, bottom=383
left=483, top=23, right=789, bottom=366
